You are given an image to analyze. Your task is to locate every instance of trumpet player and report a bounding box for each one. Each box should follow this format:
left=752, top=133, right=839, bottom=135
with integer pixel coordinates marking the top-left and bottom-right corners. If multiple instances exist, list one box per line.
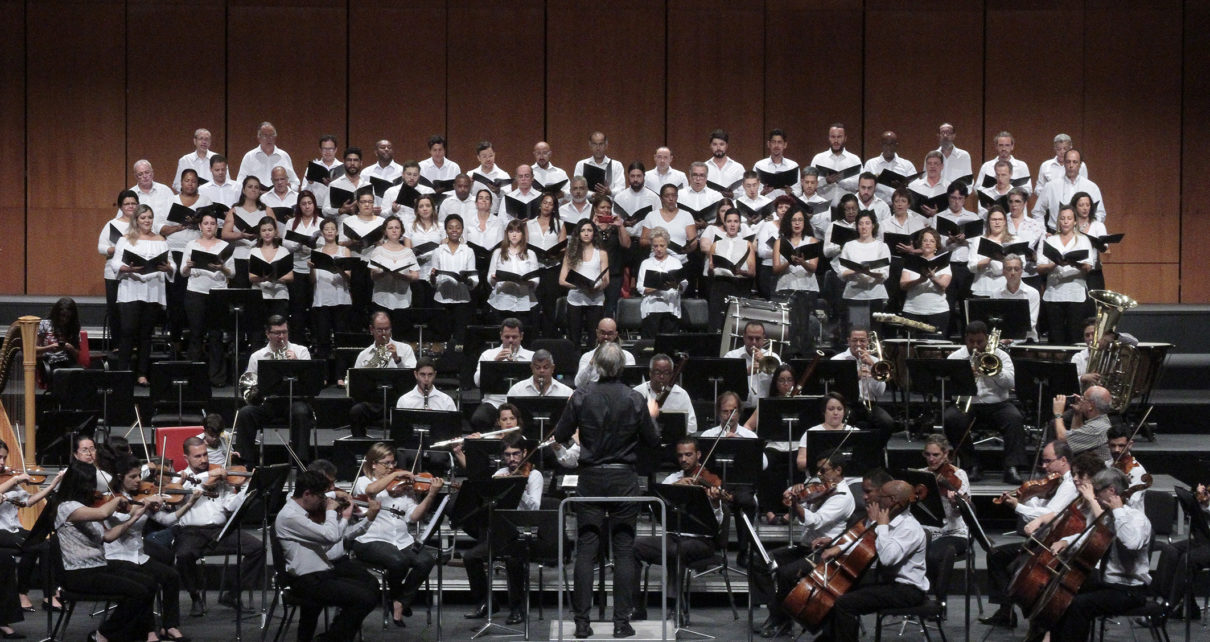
left=506, top=349, right=572, bottom=398
left=724, top=321, right=781, bottom=409
left=830, top=328, right=895, bottom=447
left=471, top=318, right=534, bottom=429
left=234, top=314, right=315, bottom=466
left=943, top=321, right=1027, bottom=484
left=349, top=312, right=418, bottom=437
left=395, top=358, right=456, bottom=411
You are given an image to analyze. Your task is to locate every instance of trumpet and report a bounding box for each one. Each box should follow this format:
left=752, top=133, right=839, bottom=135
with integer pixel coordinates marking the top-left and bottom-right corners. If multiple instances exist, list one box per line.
left=431, top=426, right=521, bottom=448
left=867, top=331, right=894, bottom=383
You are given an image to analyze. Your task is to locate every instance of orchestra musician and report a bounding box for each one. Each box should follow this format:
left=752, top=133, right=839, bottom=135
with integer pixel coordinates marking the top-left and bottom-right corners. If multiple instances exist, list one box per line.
left=980, top=440, right=1079, bottom=628
left=699, top=391, right=767, bottom=566
left=0, top=439, right=59, bottom=615
left=574, top=318, right=635, bottom=388
left=724, top=321, right=782, bottom=410
left=462, top=432, right=544, bottom=624
left=830, top=329, right=895, bottom=447
left=1071, top=316, right=1138, bottom=389
left=742, top=362, right=795, bottom=435
left=196, top=414, right=235, bottom=466
left=233, top=315, right=315, bottom=465
left=350, top=443, right=443, bottom=627
left=1160, top=483, right=1210, bottom=620
left=1052, top=385, right=1114, bottom=460
left=1106, top=423, right=1149, bottom=511
left=471, top=318, right=534, bottom=429
left=794, top=392, right=855, bottom=471
left=395, top=358, right=457, bottom=411
left=111, top=204, right=175, bottom=386
left=348, top=312, right=419, bottom=438
left=634, top=353, right=698, bottom=434
left=273, top=470, right=378, bottom=641
left=752, top=452, right=855, bottom=638
left=552, top=342, right=661, bottom=639
left=1039, top=467, right=1151, bottom=641
left=919, top=435, right=971, bottom=575
left=506, top=349, right=573, bottom=398
left=34, top=297, right=90, bottom=387
left=173, top=437, right=266, bottom=618
left=990, top=254, right=1041, bottom=342
left=943, top=321, right=1027, bottom=483
left=629, top=437, right=727, bottom=622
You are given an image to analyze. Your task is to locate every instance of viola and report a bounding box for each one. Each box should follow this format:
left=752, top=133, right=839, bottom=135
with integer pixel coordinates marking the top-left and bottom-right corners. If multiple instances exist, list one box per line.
left=209, top=463, right=255, bottom=487
left=0, top=466, right=47, bottom=485
left=783, top=481, right=838, bottom=507
left=994, top=472, right=1063, bottom=505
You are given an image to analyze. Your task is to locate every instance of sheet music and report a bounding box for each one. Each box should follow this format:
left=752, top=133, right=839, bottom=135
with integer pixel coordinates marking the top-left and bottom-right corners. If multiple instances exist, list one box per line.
left=417, top=494, right=452, bottom=547
left=741, top=511, right=775, bottom=570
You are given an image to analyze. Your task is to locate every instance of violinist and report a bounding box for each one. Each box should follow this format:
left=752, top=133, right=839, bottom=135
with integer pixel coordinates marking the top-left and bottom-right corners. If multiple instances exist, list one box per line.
left=395, top=358, right=457, bottom=411
left=105, top=455, right=201, bottom=642
left=752, top=453, right=855, bottom=638
left=1042, top=468, right=1151, bottom=642
left=919, top=435, right=970, bottom=576
left=982, top=441, right=1080, bottom=628
left=173, top=437, right=265, bottom=617
left=699, top=391, right=767, bottom=566
left=814, top=480, right=929, bottom=642
left=304, top=459, right=379, bottom=563
left=273, top=470, right=379, bottom=642
left=463, top=432, right=543, bottom=624
left=350, top=443, right=441, bottom=627
left=634, top=353, right=697, bottom=434
left=629, top=437, right=726, bottom=622
left=1052, top=385, right=1113, bottom=461
left=0, top=439, right=60, bottom=613
left=1106, top=423, right=1148, bottom=511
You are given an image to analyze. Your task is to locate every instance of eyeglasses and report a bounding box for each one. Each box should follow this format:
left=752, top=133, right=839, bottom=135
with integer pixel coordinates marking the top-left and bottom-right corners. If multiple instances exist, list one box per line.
left=77, top=448, right=97, bottom=455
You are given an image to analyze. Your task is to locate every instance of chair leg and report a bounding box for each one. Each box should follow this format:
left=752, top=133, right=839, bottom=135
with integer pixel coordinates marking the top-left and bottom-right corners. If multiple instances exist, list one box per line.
left=260, top=588, right=280, bottom=642
left=935, top=615, right=949, bottom=642
left=537, top=564, right=545, bottom=621
left=272, top=604, right=293, bottom=642
left=918, top=616, right=933, bottom=642
left=380, top=574, right=390, bottom=630
left=720, top=566, right=739, bottom=620
left=873, top=613, right=883, bottom=642
left=425, top=576, right=432, bottom=625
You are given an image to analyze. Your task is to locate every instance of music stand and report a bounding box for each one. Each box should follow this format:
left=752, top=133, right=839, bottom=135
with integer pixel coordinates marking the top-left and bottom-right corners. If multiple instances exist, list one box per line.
left=621, top=364, right=649, bottom=387
left=395, top=307, right=449, bottom=344
left=1014, top=359, right=1080, bottom=465
left=414, top=494, right=453, bottom=640
left=347, top=367, right=414, bottom=438
left=330, top=437, right=379, bottom=481
left=739, top=511, right=776, bottom=639
left=490, top=510, right=561, bottom=639
left=148, top=361, right=210, bottom=425
left=54, top=369, right=134, bottom=439
left=696, top=437, right=762, bottom=489
left=805, top=430, right=885, bottom=476
left=651, top=483, right=721, bottom=637
left=209, top=288, right=260, bottom=404
left=957, top=497, right=993, bottom=638
left=654, top=332, right=720, bottom=358
left=480, top=361, right=533, bottom=398
left=390, top=409, right=462, bottom=451
left=905, top=358, right=977, bottom=431
left=965, top=299, right=1031, bottom=341
left=507, top=395, right=568, bottom=445
left=793, top=359, right=860, bottom=404
left=892, top=469, right=946, bottom=528
left=35, top=411, right=97, bottom=465
left=460, top=438, right=506, bottom=481
left=207, top=484, right=259, bottom=639
left=680, top=358, right=749, bottom=403
left=637, top=412, right=688, bottom=478
left=449, top=477, right=528, bottom=639
left=258, top=359, right=327, bottom=461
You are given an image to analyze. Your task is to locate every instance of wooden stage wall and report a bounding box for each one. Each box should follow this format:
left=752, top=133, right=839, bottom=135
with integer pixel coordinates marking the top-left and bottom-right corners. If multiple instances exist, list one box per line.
left=2, top=0, right=1205, bottom=302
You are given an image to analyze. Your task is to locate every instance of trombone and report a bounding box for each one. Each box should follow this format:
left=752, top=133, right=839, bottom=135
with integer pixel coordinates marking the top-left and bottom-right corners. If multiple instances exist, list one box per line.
left=749, top=339, right=781, bottom=376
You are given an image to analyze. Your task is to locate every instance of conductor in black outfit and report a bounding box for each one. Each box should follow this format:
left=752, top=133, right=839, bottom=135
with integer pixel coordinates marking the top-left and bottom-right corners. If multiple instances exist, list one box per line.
left=554, top=341, right=661, bottom=639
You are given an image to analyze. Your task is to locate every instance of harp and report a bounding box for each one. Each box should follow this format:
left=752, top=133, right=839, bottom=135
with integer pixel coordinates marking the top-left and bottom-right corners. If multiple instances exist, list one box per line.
left=0, top=316, right=42, bottom=529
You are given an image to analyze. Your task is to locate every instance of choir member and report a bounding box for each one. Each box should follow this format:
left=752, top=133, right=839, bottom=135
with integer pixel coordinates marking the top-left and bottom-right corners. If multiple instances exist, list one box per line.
left=404, top=195, right=445, bottom=308
left=1037, top=205, right=1095, bottom=344
left=756, top=129, right=801, bottom=201
left=282, top=190, right=321, bottom=341
left=1004, top=187, right=1045, bottom=292
left=163, top=169, right=210, bottom=343
left=172, top=128, right=216, bottom=190
left=527, top=193, right=566, bottom=338
left=935, top=123, right=973, bottom=188
left=370, top=216, right=421, bottom=331
left=309, top=218, right=353, bottom=362
left=110, top=205, right=175, bottom=386
left=838, top=210, right=891, bottom=323
left=420, top=135, right=462, bottom=193
left=772, top=206, right=821, bottom=356
left=974, top=131, right=1031, bottom=196
left=248, top=216, right=293, bottom=329
left=591, top=193, right=631, bottom=319
left=808, top=124, right=860, bottom=205
left=705, top=129, right=745, bottom=200
left=637, top=227, right=687, bottom=338
left=1032, top=149, right=1106, bottom=229
left=431, top=213, right=479, bottom=346
left=323, top=147, right=372, bottom=218
left=341, top=187, right=387, bottom=324
left=968, top=206, right=1013, bottom=296
left=863, top=131, right=918, bottom=204
left=707, top=209, right=756, bottom=332
left=899, top=227, right=951, bottom=338
left=236, top=121, right=299, bottom=190
left=560, top=218, right=609, bottom=349
left=1072, top=191, right=1109, bottom=292
left=574, top=131, right=626, bottom=196
left=99, top=190, right=138, bottom=345
left=487, top=220, right=540, bottom=327
left=302, top=134, right=342, bottom=211
left=221, top=175, right=274, bottom=288
left=531, top=141, right=569, bottom=200
left=180, top=210, right=234, bottom=385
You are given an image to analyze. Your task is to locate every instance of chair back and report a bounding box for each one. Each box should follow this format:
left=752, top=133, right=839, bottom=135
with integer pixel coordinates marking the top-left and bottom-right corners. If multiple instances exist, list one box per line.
left=268, top=525, right=291, bottom=583
left=617, top=298, right=643, bottom=334
left=531, top=338, right=580, bottom=379
left=680, top=298, right=709, bottom=331
left=1143, top=490, right=1177, bottom=539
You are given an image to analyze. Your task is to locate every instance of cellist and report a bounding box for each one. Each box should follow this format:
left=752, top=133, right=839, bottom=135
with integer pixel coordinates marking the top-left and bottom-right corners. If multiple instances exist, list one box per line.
left=1040, top=467, right=1151, bottom=641
left=752, top=453, right=855, bottom=638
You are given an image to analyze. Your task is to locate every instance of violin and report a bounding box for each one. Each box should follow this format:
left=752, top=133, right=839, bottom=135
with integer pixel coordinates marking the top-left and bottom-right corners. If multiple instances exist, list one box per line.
left=209, top=463, right=255, bottom=487
left=1196, top=484, right=1209, bottom=505
left=994, top=472, right=1063, bottom=505
left=0, top=466, right=47, bottom=485
left=677, top=465, right=735, bottom=502
left=934, top=462, right=964, bottom=495
left=1113, top=456, right=1153, bottom=496
left=783, top=480, right=838, bottom=507
left=90, top=492, right=139, bottom=514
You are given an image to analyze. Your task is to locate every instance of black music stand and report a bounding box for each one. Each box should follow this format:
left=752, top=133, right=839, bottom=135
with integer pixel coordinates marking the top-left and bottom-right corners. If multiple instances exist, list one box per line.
left=258, top=359, right=327, bottom=462
left=330, top=437, right=379, bottom=481
left=209, top=487, right=259, bottom=639
left=651, top=483, right=721, bottom=636
left=396, top=307, right=449, bottom=344
left=148, top=361, right=210, bottom=425
left=415, top=494, right=453, bottom=641
left=965, top=299, right=1031, bottom=341
left=637, top=412, right=688, bottom=478
left=490, top=509, right=561, bottom=639
left=805, top=430, right=885, bottom=476
left=35, top=411, right=97, bottom=465
left=449, top=477, right=528, bottom=639
left=52, top=369, right=134, bottom=440
left=238, top=462, right=292, bottom=621
left=680, top=358, right=749, bottom=404
left=905, top=358, right=977, bottom=430
left=461, top=438, right=506, bottom=481
left=210, top=288, right=260, bottom=403
left=480, top=361, right=533, bottom=398
left=957, top=495, right=992, bottom=631
left=507, top=395, right=568, bottom=444
left=892, top=469, right=946, bottom=528
left=696, top=437, right=762, bottom=489
left=621, top=364, right=649, bottom=387
left=347, top=367, right=414, bottom=438
left=389, top=409, right=462, bottom=451
left=1015, top=359, right=1080, bottom=465
left=1174, top=487, right=1210, bottom=638
left=757, top=396, right=822, bottom=512
left=794, top=360, right=860, bottom=403
left=654, top=333, right=721, bottom=358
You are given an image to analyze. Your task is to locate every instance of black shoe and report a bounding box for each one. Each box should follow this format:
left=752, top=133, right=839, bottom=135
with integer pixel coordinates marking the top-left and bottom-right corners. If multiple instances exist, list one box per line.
left=0, top=631, right=26, bottom=640
left=574, top=620, right=594, bottom=638
left=399, top=604, right=413, bottom=618
left=1002, top=467, right=1023, bottom=485
left=979, top=605, right=1017, bottom=628
left=968, top=463, right=984, bottom=483
left=613, top=621, right=635, bottom=638
left=629, top=607, right=647, bottom=622
left=506, top=610, right=524, bottom=625
left=755, top=614, right=776, bottom=633
left=217, top=592, right=244, bottom=610
left=189, top=598, right=205, bottom=618
left=760, top=618, right=790, bottom=638
left=464, top=602, right=499, bottom=619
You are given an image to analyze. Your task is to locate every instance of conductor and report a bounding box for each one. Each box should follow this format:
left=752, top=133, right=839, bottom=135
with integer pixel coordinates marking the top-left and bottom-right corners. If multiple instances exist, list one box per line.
left=553, top=342, right=661, bottom=639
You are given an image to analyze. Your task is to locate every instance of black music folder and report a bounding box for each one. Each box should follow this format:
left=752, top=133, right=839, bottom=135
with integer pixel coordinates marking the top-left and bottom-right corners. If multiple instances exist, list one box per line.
left=284, top=229, right=318, bottom=249
left=534, top=177, right=568, bottom=193
left=582, top=164, right=608, bottom=190
left=678, top=200, right=721, bottom=222
left=189, top=244, right=235, bottom=268
left=565, top=268, right=604, bottom=290
left=976, top=237, right=1033, bottom=261
left=778, top=239, right=822, bottom=262
left=167, top=203, right=199, bottom=226
left=495, top=268, right=541, bottom=284
left=828, top=223, right=859, bottom=246
left=392, top=183, right=423, bottom=208
left=305, top=161, right=341, bottom=183
left=369, top=259, right=418, bottom=274
left=1041, top=243, right=1090, bottom=266
left=793, top=197, right=831, bottom=216
left=613, top=203, right=652, bottom=226
left=310, top=252, right=359, bottom=273
left=327, top=186, right=355, bottom=209
left=706, top=178, right=742, bottom=194
left=882, top=231, right=925, bottom=256
left=910, top=190, right=949, bottom=213
left=504, top=194, right=542, bottom=220
left=977, top=191, right=1010, bottom=211
left=1089, top=233, right=1124, bottom=253
left=231, top=211, right=263, bottom=234
left=758, top=167, right=800, bottom=189
left=369, top=176, right=400, bottom=198
left=270, top=206, right=294, bottom=223
left=122, top=250, right=170, bottom=275
left=935, top=217, right=984, bottom=238
left=736, top=200, right=774, bottom=223
left=527, top=240, right=567, bottom=264
left=418, top=176, right=455, bottom=193
left=343, top=222, right=385, bottom=249
left=641, top=268, right=682, bottom=291
left=903, top=252, right=951, bottom=275
left=980, top=174, right=1030, bottom=189
left=107, top=223, right=124, bottom=245
left=711, top=247, right=751, bottom=274
left=432, top=269, right=477, bottom=284
left=472, top=172, right=512, bottom=190
left=812, top=164, right=860, bottom=183
left=249, top=252, right=292, bottom=280
left=839, top=256, right=891, bottom=274
left=197, top=202, right=230, bottom=219
left=876, top=168, right=921, bottom=188
left=410, top=241, right=440, bottom=258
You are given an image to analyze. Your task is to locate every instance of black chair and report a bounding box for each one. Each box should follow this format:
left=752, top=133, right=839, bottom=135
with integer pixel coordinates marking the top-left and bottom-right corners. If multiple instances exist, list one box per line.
left=873, top=545, right=954, bottom=642
left=262, top=527, right=331, bottom=642
left=148, top=360, right=210, bottom=426
left=1145, top=489, right=1179, bottom=546
left=1094, top=540, right=1180, bottom=642
left=682, top=507, right=739, bottom=623
left=680, top=298, right=710, bottom=332
left=45, top=535, right=139, bottom=642
left=616, top=298, right=643, bottom=340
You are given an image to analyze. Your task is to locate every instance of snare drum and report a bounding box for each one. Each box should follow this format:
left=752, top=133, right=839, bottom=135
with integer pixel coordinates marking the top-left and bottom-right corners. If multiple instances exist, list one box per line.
left=720, top=297, right=792, bottom=355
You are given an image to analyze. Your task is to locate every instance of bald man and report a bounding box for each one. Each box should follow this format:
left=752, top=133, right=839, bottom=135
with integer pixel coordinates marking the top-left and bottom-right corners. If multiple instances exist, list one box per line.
left=236, top=121, right=299, bottom=190
left=645, top=147, right=687, bottom=193
left=531, top=141, right=570, bottom=200
left=260, top=166, right=298, bottom=210
left=363, top=139, right=402, bottom=183
left=574, top=319, right=636, bottom=387
left=863, top=131, right=918, bottom=203
left=174, top=128, right=217, bottom=191
left=497, top=164, right=542, bottom=220
left=1052, top=385, right=1114, bottom=460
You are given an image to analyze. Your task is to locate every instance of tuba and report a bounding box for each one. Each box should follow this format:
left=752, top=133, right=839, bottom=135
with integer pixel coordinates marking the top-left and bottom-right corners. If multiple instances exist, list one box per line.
left=238, top=346, right=288, bottom=404
left=867, top=331, right=894, bottom=382
left=1086, top=289, right=1140, bottom=412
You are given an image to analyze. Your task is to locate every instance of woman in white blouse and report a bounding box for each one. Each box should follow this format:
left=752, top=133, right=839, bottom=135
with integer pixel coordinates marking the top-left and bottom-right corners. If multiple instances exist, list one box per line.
left=487, top=219, right=540, bottom=326
left=968, top=206, right=1013, bottom=296
left=220, top=175, right=272, bottom=288
left=899, top=228, right=951, bottom=339
left=527, top=193, right=566, bottom=338
left=180, top=211, right=234, bottom=385
left=0, top=438, right=58, bottom=620
left=99, top=190, right=138, bottom=346
left=772, top=207, right=821, bottom=356
left=341, top=187, right=387, bottom=325
left=308, top=218, right=353, bottom=360
left=249, top=216, right=293, bottom=328
left=1005, top=187, right=1045, bottom=292
left=464, top=189, right=504, bottom=309
left=822, top=194, right=861, bottom=323
left=430, top=214, right=479, bottom=346
left=838, top=210, right=891, bottom=326
left=559, top=219, right=609, bottom=349
left=640, top=184, right=698, bottom=261
left=707, top=208, right=756, bottom=332
left=371, top=216, right=420, bottom=329
left=111, top=205, right=174, bottom=386
left=163, top=169, right=211, bottom=346
left=1072, top=191, right=1109, bottom=292
left=794, top=392, right=856, bottom=472
left=637, top=227, right=687, bottom=338
left=282, top=190, right=322, bottom=341
left=1037, top=205, right=1095, bottom=344
left=405, top=195, right=445, bottom=308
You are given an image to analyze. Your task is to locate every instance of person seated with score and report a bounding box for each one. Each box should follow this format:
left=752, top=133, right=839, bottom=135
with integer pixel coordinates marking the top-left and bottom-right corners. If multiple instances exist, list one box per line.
left=919, top=435, right=971, bottom=577
left=634, top=353, right=698, bottom=434
left=699, top=391, right=767, bottom=566
left=462, top=432, right=544, bottom=625
left=752, top=452, right=855, bottom=638
left=506, top=349, right=573, bottom=398
left=233, top=314, right=315, bottom=465
left=472, top=318, right=535, bottom=429
left=573, top=318, right=636, bottom=388
left=724, top=321, right=782, bottom=410
left=349, top=311, right=419, bottom=437
left=830, top=328, right=895, bottom=448
left=395, top=358, right=457, bottom=411
left=628, top=437, right=726, bottom=622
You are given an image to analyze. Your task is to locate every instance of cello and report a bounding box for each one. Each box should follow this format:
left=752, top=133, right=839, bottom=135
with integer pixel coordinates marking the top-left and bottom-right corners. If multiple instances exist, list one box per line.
left=1006, top=497, right=1088, bottom=615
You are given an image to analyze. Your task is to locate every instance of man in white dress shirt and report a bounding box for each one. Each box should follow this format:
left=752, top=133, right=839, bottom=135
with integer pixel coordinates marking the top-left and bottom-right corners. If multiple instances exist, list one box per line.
left=705, top=128, right=745, bottom=199
left=419, top=135, right=461, bottom=193
left=437, top=174, right=475, bottom=222
left=233, top=315, right=316, bottom=465
left=645, top=147, right=687, bottom=193
left=1032, top=149, right=1106, bottom=229
left=574, top=131, right=626, bottom=196
left=198, top=155, right=240, bottom=209
left=395, top=358, right=457, bottom=411
left=363, top=139, right=403, bottom=184
left=302, top=134, right=343, bottom=208
left=724, top=321, right=782, bottom=409
left=469, top=141, right=511, bottom=202
left=855, top=172, right=891, bottom=221
left=574, top=318, right=636, bottom=387
left=348, top=312, right=419, bottom=437
left=755, top=128, right=801, bottom=200
left=990, top=255, right=1040, bottom=341
left=260, top=166, right=298, bottom=210
left=936, top=122, right=973, bottom=188
left=863, top=131, right=918, bottom=203
left=507, top=349, right=573, bottom=398
left=236, top=121, right=299, bottom=191
left=831, top=328, right=896, bottom=446
left=632, top=353, right=697, bottom=434
left=323, top=147, right=373, bottom=218
left=173, top=128, right=216, bottom=191
left=129, top=160, right=174, bottom=224
left=498, top=164, right=541, bottom=220
left=1035, top=133, right=1088, bottom=195
left=472, top=318, right=535, bottom=429
left=531, top=141, right=570, bottom=200
left=975, top=130, right=1032, bottom=195
left=808, top=123, right=862, bottom=204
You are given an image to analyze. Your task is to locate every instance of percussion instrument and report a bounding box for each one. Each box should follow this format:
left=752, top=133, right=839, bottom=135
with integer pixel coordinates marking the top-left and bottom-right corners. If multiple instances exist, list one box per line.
left=720, top=297, right=792, bottom=357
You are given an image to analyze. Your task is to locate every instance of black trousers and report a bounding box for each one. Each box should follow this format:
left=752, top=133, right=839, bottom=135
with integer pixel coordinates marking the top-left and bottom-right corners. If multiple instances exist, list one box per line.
left=291, top=559, right=378, bottom=642
left=823, top=582, right=926, bottom=641
left=105, top=278, right=123, bottom=344
left=1158, top=537, right=1210, bottom=612
left=1050, top=579, right=1146, bottom=642
left=117, top=300, right=161, bottom=378
left=0, top=550, right=22, bottom=628
left=349, top=401, right=384, bottom=438
left=110, top=557, right=183, bottom=628
left=536, top=266, right=562, bottom=338
left=573, top=467, right=639, bottom=625
left=287, top=276, right=314, bottom=343
left=943, top=401, right=1028, bottom=469
left=986, top=542, right=1024, bottom=604
left=926, top=535, right=968, bottom=586
left=630, top=534, right=714, bottom=611
left=442, top=301, right=474, bottom=347
left=349, top=540, right=433, bottom=607
left=775, top=290, right=818, bottom=358
left=173, top=524, right=265, bottom=597
left=641, top=312, right=679, bottom=339
left=184, top=291, right=227, bottom=385
left=603, top=271, right=624, bottom=320
left=310, top=304, right=351, bottom=360
left=566, top=303, right=604, bottom=351
left=61, top=563, right=156, bottom=640
left=0, top=529, right=42, bottom=596
left=1045, top=300, right=1091, bottom=345
left=463, top=536, right=527, bottom=609
left=166, top=252, right=189, bottom=342
left=750, top=544, right=813, bottom=619
left=946, top=262, right=973, bottom=336
left=349, top=263, right=373, bottom=328
left=234, top=399, right=316, bottom=465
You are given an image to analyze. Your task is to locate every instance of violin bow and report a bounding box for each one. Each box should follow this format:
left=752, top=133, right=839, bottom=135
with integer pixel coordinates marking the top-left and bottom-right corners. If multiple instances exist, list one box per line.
left=131, top=406, right=154, bottom=465
left=695, top=407, right=739, bottom=483
left=1111, top=406, right=1152, bottom=468
left=273, top=432, right=308, bottom=471
left=224, top=413, right=240, bottom=470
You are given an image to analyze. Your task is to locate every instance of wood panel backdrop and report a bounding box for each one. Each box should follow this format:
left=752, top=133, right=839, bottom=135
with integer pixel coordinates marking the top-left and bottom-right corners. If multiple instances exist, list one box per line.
left=2, top=0, right=1205, bottom=302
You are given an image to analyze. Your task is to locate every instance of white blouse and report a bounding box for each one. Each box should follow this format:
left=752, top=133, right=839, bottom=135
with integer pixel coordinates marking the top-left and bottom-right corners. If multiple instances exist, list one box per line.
left=352, top=476, right=418, bottom=551
left=227, top=206, right=270, bottom=260
left=464, top=214, right=505, bottom=253
left=638, top=254, right=685, bottom=318
left=641, top=210, right=696, bottom=264
left=165, top=193, right=212, bottom=253
left=312, top=247, right=353, bottom=307
left=431, top=242, right=479, bottom=304
left=183, top=238, right=233, bottom=295
left=488, top=248, right=540, bottom=311
left=250, top=245, right=292, bottom=300
left=406, top=222, right=445, bottom=280
left=1039, top=233, right=1096, bottom=303
left=774, top=237, right=820, bottom=293
left=901, top=262, right=951, bottom=315
left=110, top=237, right=175, bottom=305
left=98, top=217, right=132, bottom=280
left=369, top=245, right=418, bottom=309
left=967, top=235, right=1011, bottom=296
left=282, top=217, right=322, bottom=274
left=527, top=218, right=564, bottom=267
left=566, top=247, right=604, bottom=307
left=839, top=239, right=890, bottom=300
left=340, top=216, right=386, bottom=262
